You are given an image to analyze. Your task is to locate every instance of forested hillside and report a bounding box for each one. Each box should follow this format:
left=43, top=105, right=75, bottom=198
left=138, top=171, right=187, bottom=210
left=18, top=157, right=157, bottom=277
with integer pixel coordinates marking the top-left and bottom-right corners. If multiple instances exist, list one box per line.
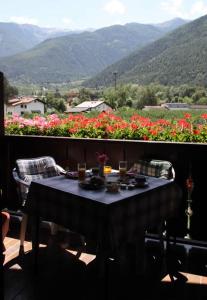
left=84, top=15, right=207, bottom=88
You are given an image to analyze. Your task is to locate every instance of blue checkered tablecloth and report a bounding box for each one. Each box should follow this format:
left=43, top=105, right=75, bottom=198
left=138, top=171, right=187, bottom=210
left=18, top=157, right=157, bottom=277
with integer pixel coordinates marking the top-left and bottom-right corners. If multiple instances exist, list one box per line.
left=26, top=175, right=181, bottom=252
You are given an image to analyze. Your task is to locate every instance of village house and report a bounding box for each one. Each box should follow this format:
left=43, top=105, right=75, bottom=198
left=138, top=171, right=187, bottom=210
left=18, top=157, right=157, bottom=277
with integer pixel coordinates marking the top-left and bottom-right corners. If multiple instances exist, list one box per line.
left=143, top=103, right=207, bottom=111
left=6, top=96, right=45, bottom=115
left=161, top=102, right=190, bottom=110
left=65, top=100, right=113, bottom=113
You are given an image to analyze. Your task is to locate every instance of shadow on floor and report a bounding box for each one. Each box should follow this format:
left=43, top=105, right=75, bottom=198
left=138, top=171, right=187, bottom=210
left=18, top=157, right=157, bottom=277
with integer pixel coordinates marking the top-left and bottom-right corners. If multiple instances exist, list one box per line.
left=3, top=215, right=207, bottom=300
left=4, top=240, right=207, bottom=300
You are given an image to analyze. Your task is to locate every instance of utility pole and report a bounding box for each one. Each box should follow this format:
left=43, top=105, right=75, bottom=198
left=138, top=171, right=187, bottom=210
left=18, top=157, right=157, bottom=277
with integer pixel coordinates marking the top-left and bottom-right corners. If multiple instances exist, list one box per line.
left=113, top=71, right=118, bottom=90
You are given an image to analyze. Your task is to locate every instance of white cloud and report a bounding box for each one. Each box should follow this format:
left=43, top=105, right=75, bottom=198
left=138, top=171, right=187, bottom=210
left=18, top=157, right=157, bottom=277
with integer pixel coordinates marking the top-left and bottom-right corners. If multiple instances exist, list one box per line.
left=161, top=0, right=207, bottom=19
left=189, top=1, right=207, bottom=18
left=103, top=0, right=126, bottom=15
left=62, top=17, right=74, bottom=27
left=9, top=16, right=39, bottom=25
left=161, top=0, right=184, bottom=18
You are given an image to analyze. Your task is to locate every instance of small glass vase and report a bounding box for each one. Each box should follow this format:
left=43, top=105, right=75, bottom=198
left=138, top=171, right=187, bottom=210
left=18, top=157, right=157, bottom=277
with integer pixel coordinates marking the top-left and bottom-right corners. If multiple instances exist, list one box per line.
left=99, top=164, right=105, bottom=177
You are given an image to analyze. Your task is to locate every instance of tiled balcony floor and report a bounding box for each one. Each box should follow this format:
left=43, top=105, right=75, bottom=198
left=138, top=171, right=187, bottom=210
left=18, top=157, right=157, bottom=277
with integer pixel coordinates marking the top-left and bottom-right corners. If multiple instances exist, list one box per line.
left=3, top=215, right=207, bottom=300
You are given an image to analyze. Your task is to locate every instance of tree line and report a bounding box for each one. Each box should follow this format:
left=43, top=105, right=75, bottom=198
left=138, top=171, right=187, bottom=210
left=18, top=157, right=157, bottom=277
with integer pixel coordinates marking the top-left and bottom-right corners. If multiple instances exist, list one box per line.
left=5, top=79, right=207, bottom=114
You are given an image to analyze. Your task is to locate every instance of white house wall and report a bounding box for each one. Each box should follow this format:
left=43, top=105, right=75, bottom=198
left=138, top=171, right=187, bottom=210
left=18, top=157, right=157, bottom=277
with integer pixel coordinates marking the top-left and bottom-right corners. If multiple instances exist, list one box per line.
left=6, top=101, right=44, bottom=115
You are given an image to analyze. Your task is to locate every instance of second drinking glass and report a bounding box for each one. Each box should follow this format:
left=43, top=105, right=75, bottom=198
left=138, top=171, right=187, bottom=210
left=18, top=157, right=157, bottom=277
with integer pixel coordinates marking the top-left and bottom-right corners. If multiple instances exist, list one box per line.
left=78, top=162, right=86, bottom=181
left=119, top=161, right=127, bottom=178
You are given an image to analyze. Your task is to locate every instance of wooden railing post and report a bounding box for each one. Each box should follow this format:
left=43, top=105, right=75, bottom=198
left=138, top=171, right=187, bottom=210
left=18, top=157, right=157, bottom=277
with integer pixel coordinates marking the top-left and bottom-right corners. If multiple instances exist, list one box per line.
left=0, top=72, right=5, bottom=209
left=0, top=72, right=4, bottom=136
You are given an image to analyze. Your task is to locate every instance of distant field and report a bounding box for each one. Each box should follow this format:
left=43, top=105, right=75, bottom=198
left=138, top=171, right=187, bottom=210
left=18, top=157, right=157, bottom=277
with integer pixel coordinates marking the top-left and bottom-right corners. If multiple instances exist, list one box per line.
left=86, top=108, right=207, bottom=121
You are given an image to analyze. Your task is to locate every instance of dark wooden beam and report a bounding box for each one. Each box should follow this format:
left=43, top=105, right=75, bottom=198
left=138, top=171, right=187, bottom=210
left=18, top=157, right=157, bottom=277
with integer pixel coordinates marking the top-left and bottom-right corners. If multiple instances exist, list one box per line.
left=0, top=72, right=4, bottom=136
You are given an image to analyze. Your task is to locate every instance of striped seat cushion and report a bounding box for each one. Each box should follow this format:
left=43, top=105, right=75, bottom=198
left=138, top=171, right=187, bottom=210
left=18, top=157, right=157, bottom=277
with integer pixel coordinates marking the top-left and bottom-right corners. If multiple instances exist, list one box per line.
left=16, top=156, right=59, bottom=183
left=129, top=159, right=173, bottom=179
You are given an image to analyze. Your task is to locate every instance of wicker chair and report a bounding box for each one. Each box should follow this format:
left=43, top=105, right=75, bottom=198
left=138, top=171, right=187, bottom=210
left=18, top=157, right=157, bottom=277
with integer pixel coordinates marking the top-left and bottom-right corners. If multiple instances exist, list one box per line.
left=12, top=156, right=65, bottom=253
left=129, top=159, right=182, bottom=280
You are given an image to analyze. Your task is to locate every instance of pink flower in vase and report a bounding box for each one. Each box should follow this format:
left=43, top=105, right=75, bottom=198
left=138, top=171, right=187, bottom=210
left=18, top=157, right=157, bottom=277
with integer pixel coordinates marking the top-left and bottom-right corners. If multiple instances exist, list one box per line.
left=96, top=152, right=109, bottom=165
left=96, top=152, right=109, bottom=177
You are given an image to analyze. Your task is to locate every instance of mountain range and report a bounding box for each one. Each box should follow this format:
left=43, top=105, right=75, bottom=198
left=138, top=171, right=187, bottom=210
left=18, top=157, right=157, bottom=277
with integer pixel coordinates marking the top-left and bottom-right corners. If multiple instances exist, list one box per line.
left=0, top=18, right=188, bottom=84
left=0, top=22, right=88, bottom=58
left=85, top=14, right=207, bottom=87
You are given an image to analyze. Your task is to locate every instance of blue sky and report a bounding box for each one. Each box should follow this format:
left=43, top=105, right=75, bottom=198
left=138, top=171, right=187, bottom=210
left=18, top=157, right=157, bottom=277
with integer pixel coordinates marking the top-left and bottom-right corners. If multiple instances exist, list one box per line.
left=1, top=0, right=207, bottom=29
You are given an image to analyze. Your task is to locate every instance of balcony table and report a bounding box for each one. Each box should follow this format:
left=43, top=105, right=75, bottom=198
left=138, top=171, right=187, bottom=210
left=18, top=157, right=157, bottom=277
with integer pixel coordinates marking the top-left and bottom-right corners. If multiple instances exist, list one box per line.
left=25, top=174, right=181, bottom=277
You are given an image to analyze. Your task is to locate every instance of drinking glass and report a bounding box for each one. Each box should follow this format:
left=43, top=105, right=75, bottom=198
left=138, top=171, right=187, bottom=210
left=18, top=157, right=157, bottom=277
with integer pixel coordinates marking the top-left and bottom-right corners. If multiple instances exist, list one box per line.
left=104, top=165, right=112, bottom=176
left=78, top=162, right=86, bottom=181
left=119, top=161, right=127, bottom=178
